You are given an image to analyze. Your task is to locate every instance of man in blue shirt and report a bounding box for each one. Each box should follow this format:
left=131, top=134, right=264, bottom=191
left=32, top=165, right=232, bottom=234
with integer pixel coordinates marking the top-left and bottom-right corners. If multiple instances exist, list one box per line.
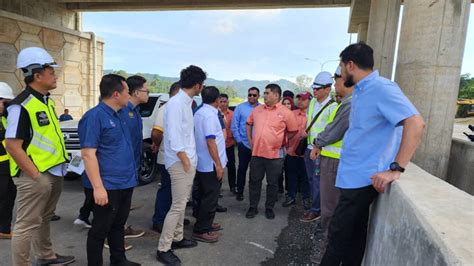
left=231, top=87, right=260, bottom=201
left=321, top=43, right=425, bottom=266
left=79, top=74, right=140, bottom=266
left=59, top=108, right=73, bottom=121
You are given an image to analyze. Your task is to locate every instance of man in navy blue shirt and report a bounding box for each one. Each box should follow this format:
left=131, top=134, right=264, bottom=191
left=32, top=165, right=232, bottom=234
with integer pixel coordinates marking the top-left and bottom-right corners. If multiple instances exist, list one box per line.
left=320, top=43, right=425, bottom=265
left=59, top=108, right=73, bottom=121
left=79, top=74, right=140, bottom=266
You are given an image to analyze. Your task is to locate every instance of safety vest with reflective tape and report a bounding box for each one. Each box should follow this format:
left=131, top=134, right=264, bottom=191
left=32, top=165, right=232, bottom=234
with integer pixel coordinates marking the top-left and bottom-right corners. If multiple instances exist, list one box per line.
left=0, top=117, right=9, bottom=163
left=320, top=96, right=352, bottom=159
left=307, top=98, right=337, bottom=145
left=9, top=94, right=67, bottom=176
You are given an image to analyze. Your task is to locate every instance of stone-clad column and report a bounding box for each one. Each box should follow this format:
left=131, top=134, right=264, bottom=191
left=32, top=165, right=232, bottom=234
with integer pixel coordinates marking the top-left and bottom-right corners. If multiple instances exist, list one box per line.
left=357, top=22, right=368, bottom=42
left=367, top=0, right=401, bottom=79
left=395, top=0, right=471, bottom=179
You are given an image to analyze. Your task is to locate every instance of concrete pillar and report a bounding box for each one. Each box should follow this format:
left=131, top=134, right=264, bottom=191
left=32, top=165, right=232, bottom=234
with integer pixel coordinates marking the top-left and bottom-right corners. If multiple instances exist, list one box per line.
left=366, top=0, right=401, bottom=79
left=357, top=22, right=368, bottom=42
left=395, top=0, right=471, bottom=179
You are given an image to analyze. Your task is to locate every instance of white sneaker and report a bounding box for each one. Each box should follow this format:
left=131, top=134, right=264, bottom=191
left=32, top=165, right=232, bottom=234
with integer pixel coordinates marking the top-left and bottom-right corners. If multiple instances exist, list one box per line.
left=73, top=218, right=92, bottom=229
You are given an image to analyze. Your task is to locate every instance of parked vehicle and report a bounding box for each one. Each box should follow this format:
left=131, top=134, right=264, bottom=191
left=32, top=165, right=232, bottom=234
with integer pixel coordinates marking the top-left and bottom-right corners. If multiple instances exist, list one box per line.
left=60, top=93, right=202, bottom=184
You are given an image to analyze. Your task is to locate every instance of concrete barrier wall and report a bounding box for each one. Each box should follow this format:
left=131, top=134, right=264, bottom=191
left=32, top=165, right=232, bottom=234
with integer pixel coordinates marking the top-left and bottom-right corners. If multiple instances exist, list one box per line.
left=447, top=138, right=474, bottom=195
left=364, top=163, right=473, bottom=266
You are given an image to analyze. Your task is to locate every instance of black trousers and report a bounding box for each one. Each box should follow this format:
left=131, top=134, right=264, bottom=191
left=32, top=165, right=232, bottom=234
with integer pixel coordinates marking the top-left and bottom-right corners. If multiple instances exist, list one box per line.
left=0, top=162, right=16, bottom=233
left=236, top=143, right=252, bottom=194
left=87, top=188, right=134, bottom=266
left=249, top=157, right=284, bottom=210
left=321, top=185, right=378, bottom=266
left=79, top=187, right=94, bottom=221
left=226, top=145, right=237, bottom=191
left=193, top=170, right=220, bottom=233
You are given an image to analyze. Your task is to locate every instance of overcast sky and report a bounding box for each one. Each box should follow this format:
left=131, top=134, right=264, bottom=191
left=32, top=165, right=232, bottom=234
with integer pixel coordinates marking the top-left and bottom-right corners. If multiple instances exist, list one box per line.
left=83, top=6, right=474, bottom=82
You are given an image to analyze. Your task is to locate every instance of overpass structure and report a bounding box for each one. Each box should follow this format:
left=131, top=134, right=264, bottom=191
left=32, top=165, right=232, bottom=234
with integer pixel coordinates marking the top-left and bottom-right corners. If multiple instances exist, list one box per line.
left=0, top=0, right=473, bottom=264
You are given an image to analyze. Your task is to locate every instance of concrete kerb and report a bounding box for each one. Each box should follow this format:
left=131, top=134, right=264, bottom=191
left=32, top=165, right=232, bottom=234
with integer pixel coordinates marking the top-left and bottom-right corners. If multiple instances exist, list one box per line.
left=364, top=163, right=473, bottom=266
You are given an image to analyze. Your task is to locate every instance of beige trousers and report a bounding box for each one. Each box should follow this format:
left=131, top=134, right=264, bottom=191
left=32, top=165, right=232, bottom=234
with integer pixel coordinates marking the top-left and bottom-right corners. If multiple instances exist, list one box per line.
left=11, top=171, right=63, bottom=266
left=157, top=162, right=196, bottom=252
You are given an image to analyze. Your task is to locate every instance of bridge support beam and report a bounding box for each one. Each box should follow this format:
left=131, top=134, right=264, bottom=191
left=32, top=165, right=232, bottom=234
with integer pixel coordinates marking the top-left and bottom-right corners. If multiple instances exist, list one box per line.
left=366, top=0, right=401, bottom=79
left=395, top=0, right=471, bottom=179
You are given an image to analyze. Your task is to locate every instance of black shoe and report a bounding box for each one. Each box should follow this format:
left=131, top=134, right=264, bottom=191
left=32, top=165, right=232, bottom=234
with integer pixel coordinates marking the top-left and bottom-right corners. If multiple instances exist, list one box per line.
left=236, top=193, right=244, bottom=201
left=282, top=197, right=295, bottom=207
left=265, top=208, right=275, bottom=220
left=36, top=254, right=75, bottom=265
left=152, top=223, right=163, bottom=233
left=111, top=259, right=141, bottom=266
left=245, top=208, right=258, bottom=219
left=156, top=250, right=181, bottom=265
left=216, top=205, right=227, bottom=212
left=184, top=218, right=190, bottom=226
left=50, top=215, right=61, bottom=221
left=230, top=187, right=238, bottom=194
left=171, top=238, right=198, bottom=249
left=469, top=124, right=474, bottom=132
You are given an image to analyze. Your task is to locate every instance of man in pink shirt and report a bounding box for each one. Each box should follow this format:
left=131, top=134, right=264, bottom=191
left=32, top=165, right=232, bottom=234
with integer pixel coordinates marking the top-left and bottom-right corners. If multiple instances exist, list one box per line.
left=245, top=84, right=298, bottom=219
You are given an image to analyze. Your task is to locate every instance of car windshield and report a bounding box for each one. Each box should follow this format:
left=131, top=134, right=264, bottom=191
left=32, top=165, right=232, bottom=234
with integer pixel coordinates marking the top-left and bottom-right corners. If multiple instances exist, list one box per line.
left=138, top=96, right=158, bottom=117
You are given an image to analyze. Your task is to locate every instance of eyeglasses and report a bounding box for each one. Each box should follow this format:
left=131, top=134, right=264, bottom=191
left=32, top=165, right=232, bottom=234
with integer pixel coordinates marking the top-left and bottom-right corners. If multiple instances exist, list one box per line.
left=137, top=89, right=150, bottom=94
left=248, top=94, right=258, bottom=97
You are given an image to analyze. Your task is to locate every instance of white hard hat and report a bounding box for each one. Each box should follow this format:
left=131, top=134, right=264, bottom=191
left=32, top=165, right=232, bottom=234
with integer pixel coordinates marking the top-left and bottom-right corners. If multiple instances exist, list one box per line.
left=0, top=82, right=15, bottom=100
left=311, top=71, right=333, bottom=89
left=17, top=47, right=59, bottom=77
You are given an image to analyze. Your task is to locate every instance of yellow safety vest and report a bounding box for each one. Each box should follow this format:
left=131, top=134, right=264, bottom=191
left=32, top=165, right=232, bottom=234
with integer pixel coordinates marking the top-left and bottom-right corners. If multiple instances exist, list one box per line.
left=0, top=117, right=9, bottom=163
left=320, top=96, right=352, bottom=159
left=307, top=98, right=337, bottom=145
left=10, top=94, right=67, bottom=176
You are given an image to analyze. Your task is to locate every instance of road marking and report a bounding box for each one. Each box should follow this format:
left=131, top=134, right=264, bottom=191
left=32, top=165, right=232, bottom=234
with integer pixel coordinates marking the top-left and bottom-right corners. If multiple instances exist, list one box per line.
left=247, top=241, right=274, bottom=254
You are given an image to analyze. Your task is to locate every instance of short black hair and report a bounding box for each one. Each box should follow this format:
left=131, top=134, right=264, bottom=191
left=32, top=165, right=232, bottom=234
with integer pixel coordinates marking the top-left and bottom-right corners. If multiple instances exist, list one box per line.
left=283, top=90, right=294, bottom=99
left=100, top=74, right=126, bottom=99
left=265, top=83, right=282, bottom=98
left=180, top=65, right=207, bottom=89
left=126, top=75, right=147, bottom=94
left=248, top=87, right=260, bottom=94
left=169, top=81, right=181, bottom=96
left=24, top=68, right=45, bottom=85
left=339, top=42, right=374, bottom=70
left=202, top=86, right=220, bottom=104
left=219, top=93, right=229, bottom=99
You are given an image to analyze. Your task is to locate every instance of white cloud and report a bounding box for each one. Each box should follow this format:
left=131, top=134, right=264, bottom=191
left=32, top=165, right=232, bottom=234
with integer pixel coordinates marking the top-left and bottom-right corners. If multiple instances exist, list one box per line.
left=92, top=26, right=179, bottom=46
left=212, top=18, right=237, bottom=34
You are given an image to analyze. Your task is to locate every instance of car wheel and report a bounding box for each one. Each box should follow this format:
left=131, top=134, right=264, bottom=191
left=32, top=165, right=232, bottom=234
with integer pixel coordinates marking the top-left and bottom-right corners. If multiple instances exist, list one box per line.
left=139, top=142, right=158, bottom=185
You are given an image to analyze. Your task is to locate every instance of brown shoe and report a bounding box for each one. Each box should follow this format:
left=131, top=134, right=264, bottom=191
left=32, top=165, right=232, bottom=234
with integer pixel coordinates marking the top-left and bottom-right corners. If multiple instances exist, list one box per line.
left=210, top=223, right=223, bottom=231
left=0, top=232, right=12, bottom=239
left=192, top=231, right=219, bottom=243
left=124, top=225, right=145, bottom=238
left=104, top=240, right=133, bottom=251
left=300, top=212, right=321, bottom=223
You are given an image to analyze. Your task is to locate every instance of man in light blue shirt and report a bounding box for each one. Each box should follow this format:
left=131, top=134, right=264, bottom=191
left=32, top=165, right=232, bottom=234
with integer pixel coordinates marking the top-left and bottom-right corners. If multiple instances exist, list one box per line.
left=321, top=43, right=425, bottom=266
left=231, top=87, right=260, bottom=201
left=192, top=86, right=227, bottom=243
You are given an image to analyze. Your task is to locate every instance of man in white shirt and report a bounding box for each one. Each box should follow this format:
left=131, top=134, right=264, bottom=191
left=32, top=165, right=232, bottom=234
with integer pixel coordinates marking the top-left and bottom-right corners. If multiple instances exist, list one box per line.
left=192, top=86, right=227, bottom=243
left=151, top=81, right=181, bottom=233
left=156, top=65, right=207, bottom=265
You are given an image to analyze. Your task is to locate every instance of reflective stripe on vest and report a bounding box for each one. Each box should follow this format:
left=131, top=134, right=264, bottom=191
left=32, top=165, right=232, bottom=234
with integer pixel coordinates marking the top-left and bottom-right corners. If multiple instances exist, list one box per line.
left=307, top=98, right=337, bottom=145
left=321, top=96, right=352, bottom=159
left=9, top=94, right=67, bottom=176
left=0, top=117, right=8, bottom=163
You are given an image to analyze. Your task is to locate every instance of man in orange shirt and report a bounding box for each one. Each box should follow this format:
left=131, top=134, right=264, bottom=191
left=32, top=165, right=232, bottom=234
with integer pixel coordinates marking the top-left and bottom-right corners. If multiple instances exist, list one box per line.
left=245, top=84, right=298, bottom=219
left=219, top=94, right=237, bottom=193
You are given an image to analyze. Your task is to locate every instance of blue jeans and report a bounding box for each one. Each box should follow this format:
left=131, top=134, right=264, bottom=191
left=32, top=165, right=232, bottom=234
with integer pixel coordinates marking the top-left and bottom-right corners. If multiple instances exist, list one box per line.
left=304, top=148, right=321, bottom=213
left=152, top=164, right=172, bottom=225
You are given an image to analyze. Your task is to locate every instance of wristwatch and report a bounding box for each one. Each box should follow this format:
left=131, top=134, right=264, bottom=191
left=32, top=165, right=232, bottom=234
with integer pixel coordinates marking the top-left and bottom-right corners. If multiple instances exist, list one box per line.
left=389, top=162, right=405, bottom=173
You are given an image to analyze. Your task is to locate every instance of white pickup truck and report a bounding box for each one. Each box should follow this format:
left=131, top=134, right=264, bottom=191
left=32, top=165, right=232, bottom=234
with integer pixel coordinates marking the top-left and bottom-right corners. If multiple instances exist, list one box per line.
left=60, top=93, right=202, bottom=184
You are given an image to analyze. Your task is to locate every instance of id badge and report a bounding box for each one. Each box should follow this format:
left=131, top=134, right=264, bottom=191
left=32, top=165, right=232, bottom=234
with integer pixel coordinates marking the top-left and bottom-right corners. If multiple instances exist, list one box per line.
left=36, top=111, right=50, bottom=126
